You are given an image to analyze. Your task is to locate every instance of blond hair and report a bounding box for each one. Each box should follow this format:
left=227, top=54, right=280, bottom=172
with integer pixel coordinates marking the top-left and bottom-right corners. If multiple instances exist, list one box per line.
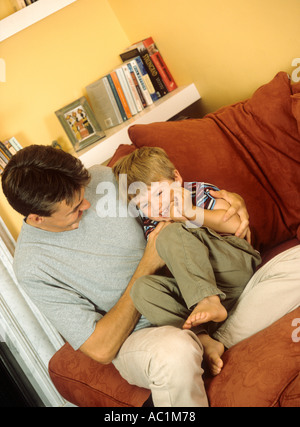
left=113, top=147, right=176, bottom=201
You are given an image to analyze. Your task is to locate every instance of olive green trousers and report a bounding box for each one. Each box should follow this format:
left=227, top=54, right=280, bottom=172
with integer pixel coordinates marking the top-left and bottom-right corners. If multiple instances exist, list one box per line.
left=131, top=223, right=261, bottom=335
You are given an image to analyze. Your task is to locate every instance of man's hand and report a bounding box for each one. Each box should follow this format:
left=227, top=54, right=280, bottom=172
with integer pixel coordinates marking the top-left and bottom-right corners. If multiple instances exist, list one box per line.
left=143, top=222, right=171, bottom=272
left=209, top=189, right=251, bottom=243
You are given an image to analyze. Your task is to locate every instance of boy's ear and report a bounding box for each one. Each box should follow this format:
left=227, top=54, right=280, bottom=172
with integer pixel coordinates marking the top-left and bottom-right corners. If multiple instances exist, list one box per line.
left=173, top=170, right=183, bottom=184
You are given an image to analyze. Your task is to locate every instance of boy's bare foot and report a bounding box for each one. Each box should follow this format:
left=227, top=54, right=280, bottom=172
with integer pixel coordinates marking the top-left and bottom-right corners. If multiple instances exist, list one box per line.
left=198, top=333, right=225, bottom=376
left=183, top=295, right=227, bottom=330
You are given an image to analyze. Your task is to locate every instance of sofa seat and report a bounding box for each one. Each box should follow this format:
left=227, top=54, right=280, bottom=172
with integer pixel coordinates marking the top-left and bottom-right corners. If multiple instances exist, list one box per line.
left=48, top=239, right=300, bottom=407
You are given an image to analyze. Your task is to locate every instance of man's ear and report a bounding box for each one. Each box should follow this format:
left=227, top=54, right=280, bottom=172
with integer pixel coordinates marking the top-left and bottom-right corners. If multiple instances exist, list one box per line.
left=173, top=170, right=183, bottom=185
left=27, top=213, right=45, bottom=225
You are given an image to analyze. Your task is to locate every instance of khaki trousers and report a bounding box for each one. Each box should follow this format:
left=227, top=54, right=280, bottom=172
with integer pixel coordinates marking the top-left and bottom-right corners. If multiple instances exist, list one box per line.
left=131, top=223, right=261, bottom=335
left=112, top=326, right=208, bottom=407
left=214, top=244, right=300, bottom=348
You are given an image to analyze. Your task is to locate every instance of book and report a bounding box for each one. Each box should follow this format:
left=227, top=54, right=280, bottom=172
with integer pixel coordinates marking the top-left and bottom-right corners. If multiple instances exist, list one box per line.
left=106, top=74, right=127, bottom=122
left=121, top=64, right=144, bottom=113
left=126, top=62, right=147, bottom=109
left=142, top=37, right=177, bottom=92
left=115, top=67, right=138, bottom=116
left=0, top=157, right=6, bottom=170
left=0, top=149, right=8, bottom=166
left=85, top=77, right=124, bottom=130
left=0, top=141, right=13, bottom=160
left=120, top=43, right=168, bottom=98
left=8, top=137, right=23, bottom=151
left=134, top=56, right=158, bottom=102
left=130, top=59, right=153, bottom=107
left=2, top=140, right=17, bottom=156
left=110, top=71, right=132, bottom=119
left=10, top=0, right=27, bottom=11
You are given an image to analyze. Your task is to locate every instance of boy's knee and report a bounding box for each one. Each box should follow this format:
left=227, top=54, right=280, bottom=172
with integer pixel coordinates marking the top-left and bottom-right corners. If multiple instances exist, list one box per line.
left=130, top=276, right=148, bottom=303
left=156, top=222, right=185, bottom=254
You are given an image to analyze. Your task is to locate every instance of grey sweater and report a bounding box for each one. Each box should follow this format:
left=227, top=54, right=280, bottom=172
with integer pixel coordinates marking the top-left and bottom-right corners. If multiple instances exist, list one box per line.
left=13, top=165, right=151, bottom=349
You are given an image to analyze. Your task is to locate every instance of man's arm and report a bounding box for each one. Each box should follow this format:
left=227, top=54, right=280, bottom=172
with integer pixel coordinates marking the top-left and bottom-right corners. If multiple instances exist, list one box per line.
left=79, top=222, right=169, bottom=364
left=209, top=189, right=251, bottom=243
left=167, top=187, right=250, bottom=238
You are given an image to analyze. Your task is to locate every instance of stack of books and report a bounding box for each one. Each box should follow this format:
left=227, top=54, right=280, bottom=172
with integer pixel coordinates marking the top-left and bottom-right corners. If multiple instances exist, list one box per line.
left=10, top=0, right=39, bottom=11
left=86, top=37, right=177, bottom=131
left=0, top=137, right=22, bottom=175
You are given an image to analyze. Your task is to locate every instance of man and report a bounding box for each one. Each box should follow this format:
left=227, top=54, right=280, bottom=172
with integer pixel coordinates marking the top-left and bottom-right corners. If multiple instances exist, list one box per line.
left=2, top=145, right=250, bottom=407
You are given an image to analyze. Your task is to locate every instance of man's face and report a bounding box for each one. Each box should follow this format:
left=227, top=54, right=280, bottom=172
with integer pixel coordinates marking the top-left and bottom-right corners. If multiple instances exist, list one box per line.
left=38, top=187, right=91, bottom=232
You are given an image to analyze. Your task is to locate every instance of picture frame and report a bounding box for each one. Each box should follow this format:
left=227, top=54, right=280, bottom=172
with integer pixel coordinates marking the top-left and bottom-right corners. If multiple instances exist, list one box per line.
left=55, top=96, right=105, bottom=151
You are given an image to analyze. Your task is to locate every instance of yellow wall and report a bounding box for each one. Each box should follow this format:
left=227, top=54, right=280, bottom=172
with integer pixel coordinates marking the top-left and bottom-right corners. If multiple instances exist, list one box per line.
left=1, top=0, right=300, bottom=239
left=0, top=0, right=130, bottom=239
left=109, top=0, right=300, bottom=112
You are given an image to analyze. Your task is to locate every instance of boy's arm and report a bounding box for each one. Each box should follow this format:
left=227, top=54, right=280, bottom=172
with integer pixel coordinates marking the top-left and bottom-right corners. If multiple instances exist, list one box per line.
left=169, top=187, right=244, bottom=236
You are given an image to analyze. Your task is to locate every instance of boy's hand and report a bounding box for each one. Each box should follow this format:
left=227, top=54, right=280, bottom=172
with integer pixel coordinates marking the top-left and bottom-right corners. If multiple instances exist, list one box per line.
left=209, top=189, right=251, bottom=243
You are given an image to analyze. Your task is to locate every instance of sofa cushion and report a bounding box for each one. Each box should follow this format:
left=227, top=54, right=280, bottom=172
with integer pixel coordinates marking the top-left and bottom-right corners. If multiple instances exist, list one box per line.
left=49, top=306, right=300, bottom=407
left=205, top=307, right=300, bottom=407
left=126, top=72, right=300, bottom=253
left=48, top=343, right=150, bottom=407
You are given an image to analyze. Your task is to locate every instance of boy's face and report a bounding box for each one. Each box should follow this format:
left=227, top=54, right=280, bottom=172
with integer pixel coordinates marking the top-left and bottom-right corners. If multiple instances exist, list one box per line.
left=136, top=170, right=183, bottom=220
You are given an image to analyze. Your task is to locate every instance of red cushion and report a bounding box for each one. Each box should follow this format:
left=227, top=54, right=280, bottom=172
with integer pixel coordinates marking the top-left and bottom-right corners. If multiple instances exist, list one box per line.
left=126, top=72, right=300, bottom=252
left=48, top=343, right=150, bottom=407
left=49, top=306, right=300, bottom=407
left=205, top=307, right=300, bottom=407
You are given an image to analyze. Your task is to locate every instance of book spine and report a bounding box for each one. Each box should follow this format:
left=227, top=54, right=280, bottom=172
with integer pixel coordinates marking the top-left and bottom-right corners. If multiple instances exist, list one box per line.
left=106, top=74, right=127, bottom=122
left=120, top=46, right=167, bottom=98
left=12, top=0, right=27, bottom=10
left=134, top=56, right=158, bottom=102
left=130, top=59, right=153, bottom=106
left=102, top=77, right=124, bottom=125
left=122, top=64, right=144, bottom=113
left=127, top=62, right=147, bottom=108
left=3, top=140, right=17, bottom=156
left=110, top=71, right=132, bottom=119
left=0, top=150, right=9, bottom=165
left=0, top=156, right=7, bottom=170
left=143, top=37, right=177, bottom=92
left=9, top=137, right=23, bottom=151
left=115, top=67, right=138, bottom=116
left=138, top=48, right=168, bottom=97
left=0, top=141, right=13, bottom=160
left=120, top=48, right=140, bottom=63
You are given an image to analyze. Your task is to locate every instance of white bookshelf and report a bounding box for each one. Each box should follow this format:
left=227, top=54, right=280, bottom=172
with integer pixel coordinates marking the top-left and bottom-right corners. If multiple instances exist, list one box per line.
left=0, top=0, right=77, bottom=42
left=78, top=83, right=201, bottom=168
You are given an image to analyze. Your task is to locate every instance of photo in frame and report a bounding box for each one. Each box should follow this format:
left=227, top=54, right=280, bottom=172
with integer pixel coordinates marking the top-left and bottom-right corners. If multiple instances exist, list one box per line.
left=55, top=97, right=105, bottom=151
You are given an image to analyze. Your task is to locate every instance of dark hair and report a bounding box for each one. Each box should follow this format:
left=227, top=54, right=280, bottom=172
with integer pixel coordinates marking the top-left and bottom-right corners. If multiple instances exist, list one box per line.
left=1, top=145, right=91, bottom=217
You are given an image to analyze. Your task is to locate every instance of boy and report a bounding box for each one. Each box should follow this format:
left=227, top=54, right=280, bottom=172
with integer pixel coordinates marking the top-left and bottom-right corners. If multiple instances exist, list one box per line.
left=113, top=147, right=261, bottom=373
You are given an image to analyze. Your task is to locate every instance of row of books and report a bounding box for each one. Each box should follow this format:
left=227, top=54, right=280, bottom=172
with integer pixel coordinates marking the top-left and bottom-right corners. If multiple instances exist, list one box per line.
left=0, top=137, right=23, bottom=175
left=10, top=0, right=39, bottom=12
left=86, top=37, right=177, bottom=131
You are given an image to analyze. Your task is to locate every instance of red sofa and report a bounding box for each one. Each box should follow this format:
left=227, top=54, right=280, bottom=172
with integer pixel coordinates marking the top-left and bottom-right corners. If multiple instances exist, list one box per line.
left=48, top=72, right=300, bottom=407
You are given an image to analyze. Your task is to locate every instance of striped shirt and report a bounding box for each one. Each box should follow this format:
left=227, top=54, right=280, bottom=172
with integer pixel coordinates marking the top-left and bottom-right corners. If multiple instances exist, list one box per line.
left=141, top=182, right=219, bottom=240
